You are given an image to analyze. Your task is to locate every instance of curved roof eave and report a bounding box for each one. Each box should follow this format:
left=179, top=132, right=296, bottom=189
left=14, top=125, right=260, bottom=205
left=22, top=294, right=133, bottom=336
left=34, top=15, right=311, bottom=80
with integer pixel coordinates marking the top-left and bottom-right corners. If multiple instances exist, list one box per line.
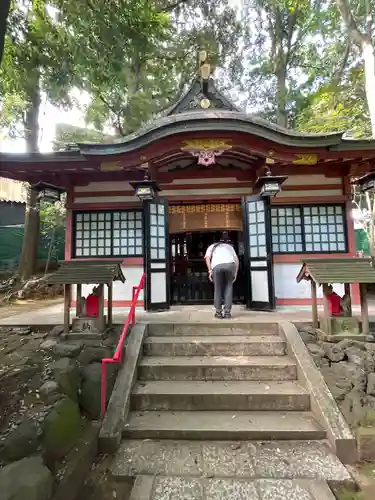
left=77, top=110, right=349, bottom=156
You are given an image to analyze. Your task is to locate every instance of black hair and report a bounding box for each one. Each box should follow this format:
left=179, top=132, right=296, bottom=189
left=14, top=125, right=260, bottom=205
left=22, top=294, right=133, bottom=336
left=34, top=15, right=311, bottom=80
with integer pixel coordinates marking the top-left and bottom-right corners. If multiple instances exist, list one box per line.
left=219, top=231, right=232, bottom=245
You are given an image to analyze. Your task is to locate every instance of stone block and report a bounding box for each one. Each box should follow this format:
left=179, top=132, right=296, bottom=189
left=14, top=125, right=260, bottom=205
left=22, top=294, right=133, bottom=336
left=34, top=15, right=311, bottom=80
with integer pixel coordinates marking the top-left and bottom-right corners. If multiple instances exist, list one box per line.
left=357, top=426, right=375, bottom=461
left=50, top=325, right=64, bottom=337
left=143, top=337, right=286, bottom=357
left=78, top=345, right=112, bottom=366
left=72, top=316, right=106, bottom=334
left=42, top=397, right=83, bottom=465
left=99, top=324, right=147, bottom=454
left=330, top=317, right=360, bottom=335
left=131, top=380, right=310, bottom=412
left=40, top=339, right=57, bottom=350
left=53, top=342, right=83, bottom=358
left=53, top=357, right=81, bottom=401
left=138, top=357, right=297, bottom=382
left=367, top=373, right=375, bottom=396
left=0, top=419, right=40, bottom=462
left=79, top=362, right=117, bottom=419
left=280, top=322, right=357, bottom=464
left=50, top=424, right=99, bottom=500
left=0, top=456, right=53, bottom=500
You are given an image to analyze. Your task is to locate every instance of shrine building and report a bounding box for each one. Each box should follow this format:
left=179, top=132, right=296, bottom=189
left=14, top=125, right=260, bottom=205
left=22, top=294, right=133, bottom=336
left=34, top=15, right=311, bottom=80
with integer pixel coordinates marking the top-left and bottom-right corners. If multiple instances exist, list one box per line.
left=1, top=65, right=375, bottom=312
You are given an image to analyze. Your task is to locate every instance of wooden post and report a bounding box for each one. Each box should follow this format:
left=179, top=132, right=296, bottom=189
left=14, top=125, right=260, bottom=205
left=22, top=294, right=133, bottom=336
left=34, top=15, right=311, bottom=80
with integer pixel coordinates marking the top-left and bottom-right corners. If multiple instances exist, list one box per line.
left=311, top=280, right=318, bottom=328
left=76, top=283, right=82, bottom=317
left=63, top=284, right=71, bottom=335
left=344, top=283, right=352, bottom=316
left=360, top=283, right=370, bottom=335
left=107, top=282, right=113, bottom=328
left=98, top=284, right=105, bottom=331
left=322, top=283, right=331, bottom=335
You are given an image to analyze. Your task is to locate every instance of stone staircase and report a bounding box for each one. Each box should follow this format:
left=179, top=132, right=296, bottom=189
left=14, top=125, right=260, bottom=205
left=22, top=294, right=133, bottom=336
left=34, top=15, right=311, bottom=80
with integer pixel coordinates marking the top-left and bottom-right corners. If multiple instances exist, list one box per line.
left=110, top=322, right=354, bottom=499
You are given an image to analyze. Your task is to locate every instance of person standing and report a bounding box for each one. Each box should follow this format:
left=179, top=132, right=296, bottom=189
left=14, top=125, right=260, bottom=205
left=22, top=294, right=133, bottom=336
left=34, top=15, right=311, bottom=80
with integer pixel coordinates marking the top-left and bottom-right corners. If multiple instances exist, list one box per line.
left=204, top=232, right=239, bottom=318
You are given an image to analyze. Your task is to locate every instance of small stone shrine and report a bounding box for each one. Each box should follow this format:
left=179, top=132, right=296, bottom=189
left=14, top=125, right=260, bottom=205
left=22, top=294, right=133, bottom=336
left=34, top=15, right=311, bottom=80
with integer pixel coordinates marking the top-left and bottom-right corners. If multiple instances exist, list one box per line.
left=47, top=260, right=125, bottom=337
left=296, top=257, right=375, bottom=340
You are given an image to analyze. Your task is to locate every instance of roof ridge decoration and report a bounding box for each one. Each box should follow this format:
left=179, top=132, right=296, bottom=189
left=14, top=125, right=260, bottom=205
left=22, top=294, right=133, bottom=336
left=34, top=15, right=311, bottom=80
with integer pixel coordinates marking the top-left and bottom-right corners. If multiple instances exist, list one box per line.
left=167, top=50, right=240, bottom=115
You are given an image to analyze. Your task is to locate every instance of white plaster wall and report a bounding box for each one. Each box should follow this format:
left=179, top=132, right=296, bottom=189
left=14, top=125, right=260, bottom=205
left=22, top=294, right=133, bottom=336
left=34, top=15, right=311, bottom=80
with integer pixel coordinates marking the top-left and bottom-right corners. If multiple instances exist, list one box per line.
left=71, top=265, right=144, bottom=303
left=274, top=263, right=344, bottom=299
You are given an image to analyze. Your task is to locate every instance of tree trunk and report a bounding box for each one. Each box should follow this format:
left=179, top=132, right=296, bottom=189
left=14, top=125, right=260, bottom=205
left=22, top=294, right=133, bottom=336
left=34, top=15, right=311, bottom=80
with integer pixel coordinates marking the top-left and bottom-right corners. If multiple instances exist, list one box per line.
left=271, top=4, right=289, bottom=129
left=18, top=82, right=41, bottom=280
left=44, top=226, right=56, bottom=276
left=362, top=40, right=375, bottom=137
left=276, top=66, right=288, bottom=128
left=336, top=0, right=375, bottom=137
left=0, top=0, right=11, bottom=65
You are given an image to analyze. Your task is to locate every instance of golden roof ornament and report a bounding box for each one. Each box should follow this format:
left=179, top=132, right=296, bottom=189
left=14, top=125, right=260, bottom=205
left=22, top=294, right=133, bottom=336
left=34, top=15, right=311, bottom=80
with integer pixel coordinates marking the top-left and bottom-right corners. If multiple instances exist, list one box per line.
left=200, top=98, right=211, bottom=109
left=198, top=48, right=211, bottom=108
left=265, top=151, right=275, bottom=165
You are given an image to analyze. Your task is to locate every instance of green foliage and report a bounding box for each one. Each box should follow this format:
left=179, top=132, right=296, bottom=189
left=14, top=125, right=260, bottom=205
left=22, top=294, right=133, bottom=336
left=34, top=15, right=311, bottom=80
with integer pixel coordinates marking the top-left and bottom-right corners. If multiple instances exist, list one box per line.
left=0, top=0, right=374, bottom=143
left=240, top=0, right=340, bottom=125
left=52, top=0, right=177, bottom=135
left=52, top=123, right=114, bottom=150
left=0, top=0, right=76, bottom=142
left=0, top=0, right=12, bottom=65
left=40, top=199, right=65, bottom=232
left=39, top=200, right=65, bottom=264
left=50, top=0, right=245, bottom=136
left=296, top=67, right=371, bottom=137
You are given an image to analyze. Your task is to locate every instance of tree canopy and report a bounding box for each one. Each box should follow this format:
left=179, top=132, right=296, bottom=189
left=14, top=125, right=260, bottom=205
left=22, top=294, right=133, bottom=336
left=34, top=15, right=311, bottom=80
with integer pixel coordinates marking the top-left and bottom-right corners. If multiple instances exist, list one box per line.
left=1, top=0, right=375, bottom=145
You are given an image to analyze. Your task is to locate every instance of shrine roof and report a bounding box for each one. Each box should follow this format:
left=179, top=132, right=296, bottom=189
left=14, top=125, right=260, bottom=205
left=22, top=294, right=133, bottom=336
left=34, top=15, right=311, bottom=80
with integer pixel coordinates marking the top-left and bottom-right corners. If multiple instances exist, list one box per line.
left=165, top=77, right=240, bottom=115
left=76, top=110, right=375, bottom=155
left=2, top=111, right=375, bottom=179
left=296, top=258, right=375, bottom=284
left=47, top=260, right=126, bottom=285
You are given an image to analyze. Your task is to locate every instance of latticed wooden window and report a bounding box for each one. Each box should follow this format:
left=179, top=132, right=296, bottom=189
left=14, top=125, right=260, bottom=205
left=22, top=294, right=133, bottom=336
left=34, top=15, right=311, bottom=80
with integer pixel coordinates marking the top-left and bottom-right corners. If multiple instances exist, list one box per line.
left=271, top=205, right=347, bottom=254
left=74, top=211, right=143, bottom=257
left=149, top=203, right=167, bottom=260
left=271, top=207, right=303, bottom=253
left=303, top=206, right=346, bottom=252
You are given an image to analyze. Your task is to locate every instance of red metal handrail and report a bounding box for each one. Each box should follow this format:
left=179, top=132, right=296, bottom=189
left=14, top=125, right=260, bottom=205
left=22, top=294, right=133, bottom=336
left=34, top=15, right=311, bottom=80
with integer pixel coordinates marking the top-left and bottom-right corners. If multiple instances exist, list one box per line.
left=100, top=272, right=145, bottom=418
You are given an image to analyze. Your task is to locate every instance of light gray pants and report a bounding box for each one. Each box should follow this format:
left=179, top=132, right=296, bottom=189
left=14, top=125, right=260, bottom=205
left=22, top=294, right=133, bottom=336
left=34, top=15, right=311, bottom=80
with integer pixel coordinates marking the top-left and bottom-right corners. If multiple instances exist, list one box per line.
left=212, top=262, right=236, bottom=314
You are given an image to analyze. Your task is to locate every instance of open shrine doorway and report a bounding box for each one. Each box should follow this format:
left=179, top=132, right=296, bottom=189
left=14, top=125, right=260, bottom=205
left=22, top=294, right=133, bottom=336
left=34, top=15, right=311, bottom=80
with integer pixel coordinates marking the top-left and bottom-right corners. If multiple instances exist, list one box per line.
left=169, top=230, right=246, bottom=305
left=167, top=199, right=276, bottom=310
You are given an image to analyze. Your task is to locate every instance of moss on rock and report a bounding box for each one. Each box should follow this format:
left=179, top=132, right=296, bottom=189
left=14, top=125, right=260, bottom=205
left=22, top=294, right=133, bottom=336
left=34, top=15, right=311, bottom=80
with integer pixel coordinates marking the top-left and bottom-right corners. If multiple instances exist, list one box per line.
left=42, top=397, right=83, bottom=466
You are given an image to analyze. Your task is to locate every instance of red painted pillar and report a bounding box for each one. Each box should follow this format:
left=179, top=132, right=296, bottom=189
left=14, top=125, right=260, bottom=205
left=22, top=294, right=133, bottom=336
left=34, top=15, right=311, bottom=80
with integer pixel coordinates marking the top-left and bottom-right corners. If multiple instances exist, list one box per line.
left=65, top=188, right=73, bottom=260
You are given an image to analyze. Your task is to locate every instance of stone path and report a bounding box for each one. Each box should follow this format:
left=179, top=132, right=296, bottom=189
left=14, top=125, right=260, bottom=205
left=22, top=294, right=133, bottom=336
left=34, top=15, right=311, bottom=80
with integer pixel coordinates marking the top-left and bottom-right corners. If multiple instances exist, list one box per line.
left=1, top=301, right=375, bottom=326
left=110, top=322, right=353, bottom=500
left=131, top=476, right=339, bottom=500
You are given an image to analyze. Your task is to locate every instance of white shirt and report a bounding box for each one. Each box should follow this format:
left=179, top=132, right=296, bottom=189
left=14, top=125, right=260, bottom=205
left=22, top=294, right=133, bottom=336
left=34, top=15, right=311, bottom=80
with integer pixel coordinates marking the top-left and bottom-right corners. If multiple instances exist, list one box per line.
left=205, top=243, right=237, bottom=269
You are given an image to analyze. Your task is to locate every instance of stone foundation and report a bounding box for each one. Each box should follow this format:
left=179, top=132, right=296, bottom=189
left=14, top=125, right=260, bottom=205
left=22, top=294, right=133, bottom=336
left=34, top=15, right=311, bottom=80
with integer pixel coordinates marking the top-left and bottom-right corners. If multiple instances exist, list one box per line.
left=296, top=323, right=375, bottom=430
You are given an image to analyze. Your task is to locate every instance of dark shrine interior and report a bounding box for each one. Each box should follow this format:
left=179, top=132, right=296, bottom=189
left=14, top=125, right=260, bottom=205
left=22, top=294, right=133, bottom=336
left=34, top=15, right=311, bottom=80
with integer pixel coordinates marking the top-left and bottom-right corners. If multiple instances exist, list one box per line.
left=170, top=230, right=245, bottom=304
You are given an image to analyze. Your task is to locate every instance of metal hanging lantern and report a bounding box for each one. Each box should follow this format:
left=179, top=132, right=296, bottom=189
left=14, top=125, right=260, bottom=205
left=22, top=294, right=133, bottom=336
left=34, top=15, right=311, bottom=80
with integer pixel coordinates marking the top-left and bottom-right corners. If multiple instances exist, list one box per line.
left=254, top=166, right=287, bottom=197
left=33, top=182, right=65, bottom=203
left=130, top=173, right=160, bottom=202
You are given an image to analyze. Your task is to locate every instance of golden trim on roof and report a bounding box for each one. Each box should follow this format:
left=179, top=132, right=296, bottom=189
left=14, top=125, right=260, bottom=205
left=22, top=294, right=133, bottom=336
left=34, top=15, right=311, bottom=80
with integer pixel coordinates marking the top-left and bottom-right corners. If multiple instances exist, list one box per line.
left=181, top=139, right=232, bottom=151
left=292, top=154, right=318, bottom=165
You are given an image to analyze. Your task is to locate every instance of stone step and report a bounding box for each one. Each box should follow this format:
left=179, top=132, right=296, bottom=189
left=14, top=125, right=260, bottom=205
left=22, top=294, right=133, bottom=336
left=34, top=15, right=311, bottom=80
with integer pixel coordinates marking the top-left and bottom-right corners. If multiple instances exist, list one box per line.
left=148, top=322, right=280, bottom=337
left=131, top=380, right=310, bottom=411
left=143, top=336, right=286, bottom=357
left=128, top=476, right=338, bottom=500
left=122, top=411, right=326, bottom=441
left=112, top=440, right=352, bottom=487
left=138, top=356, right=297, bottom=381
